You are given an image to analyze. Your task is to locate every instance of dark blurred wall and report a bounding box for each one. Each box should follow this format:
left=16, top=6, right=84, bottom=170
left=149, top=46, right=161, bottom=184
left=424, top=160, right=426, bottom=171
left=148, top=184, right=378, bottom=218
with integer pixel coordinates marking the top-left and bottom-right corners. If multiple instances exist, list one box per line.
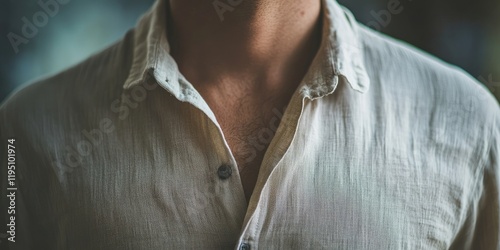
left=1, top=0, right=154, bottom=102
left=1, top=0, right=499, bottom=102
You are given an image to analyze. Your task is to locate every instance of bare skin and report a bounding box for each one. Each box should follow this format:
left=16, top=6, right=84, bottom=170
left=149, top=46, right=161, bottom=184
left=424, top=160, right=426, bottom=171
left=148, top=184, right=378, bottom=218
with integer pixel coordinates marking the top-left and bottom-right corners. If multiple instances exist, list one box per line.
left=168, top=0, right=322, bottom=202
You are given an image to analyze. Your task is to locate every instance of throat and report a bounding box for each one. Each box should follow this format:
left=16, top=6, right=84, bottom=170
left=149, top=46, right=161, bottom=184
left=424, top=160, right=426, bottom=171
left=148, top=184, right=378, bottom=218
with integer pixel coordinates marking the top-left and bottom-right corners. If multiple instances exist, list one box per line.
left=167, top=0, right=323, bottom=202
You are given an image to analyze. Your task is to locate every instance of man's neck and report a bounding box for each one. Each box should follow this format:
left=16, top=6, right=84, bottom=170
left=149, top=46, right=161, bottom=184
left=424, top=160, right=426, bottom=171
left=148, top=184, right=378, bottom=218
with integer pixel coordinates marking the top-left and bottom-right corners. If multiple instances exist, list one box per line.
left=168, top=0, right=322, bottom=97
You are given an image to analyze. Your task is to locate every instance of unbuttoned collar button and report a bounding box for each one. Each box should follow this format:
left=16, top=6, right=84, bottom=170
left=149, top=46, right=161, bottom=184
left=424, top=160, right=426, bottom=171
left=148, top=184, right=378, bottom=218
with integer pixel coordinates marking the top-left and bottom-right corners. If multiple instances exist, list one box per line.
left=239, top=243, right=251, bottom=250
left=217, top=164, right=232, bottom=180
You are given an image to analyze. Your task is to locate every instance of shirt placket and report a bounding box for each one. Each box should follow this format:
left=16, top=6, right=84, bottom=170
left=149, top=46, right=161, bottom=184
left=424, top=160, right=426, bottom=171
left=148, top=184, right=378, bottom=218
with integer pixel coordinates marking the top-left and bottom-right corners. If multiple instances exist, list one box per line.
left=234, top=89, right=309, bottom=250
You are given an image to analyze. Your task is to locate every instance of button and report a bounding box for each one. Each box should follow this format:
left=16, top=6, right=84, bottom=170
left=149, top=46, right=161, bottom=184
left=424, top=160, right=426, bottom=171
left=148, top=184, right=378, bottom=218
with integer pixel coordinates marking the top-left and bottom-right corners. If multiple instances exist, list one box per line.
left=239, top=243, right=251, bottom=250
left=217, top=164, right=232, bottom=180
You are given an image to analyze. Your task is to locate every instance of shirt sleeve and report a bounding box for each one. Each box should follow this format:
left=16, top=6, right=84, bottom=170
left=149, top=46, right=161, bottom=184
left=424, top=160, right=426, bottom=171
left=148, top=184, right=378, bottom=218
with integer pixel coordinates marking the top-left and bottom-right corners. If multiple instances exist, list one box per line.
left=451, top=100, right=500, bottom=250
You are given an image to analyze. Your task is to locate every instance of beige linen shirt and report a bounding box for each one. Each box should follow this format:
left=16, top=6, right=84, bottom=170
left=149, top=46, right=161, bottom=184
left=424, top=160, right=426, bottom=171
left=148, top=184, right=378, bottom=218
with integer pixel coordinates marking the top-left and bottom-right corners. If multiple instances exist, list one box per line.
left=1, top=0, right=499, bottom=249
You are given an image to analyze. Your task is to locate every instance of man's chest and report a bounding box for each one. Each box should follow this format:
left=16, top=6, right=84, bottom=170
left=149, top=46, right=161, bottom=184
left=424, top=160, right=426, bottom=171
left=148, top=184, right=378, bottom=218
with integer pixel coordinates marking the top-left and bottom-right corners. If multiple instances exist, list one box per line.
left=43, top=130, right=474, bottom=250
left=31, top=94, right=480, bottom=249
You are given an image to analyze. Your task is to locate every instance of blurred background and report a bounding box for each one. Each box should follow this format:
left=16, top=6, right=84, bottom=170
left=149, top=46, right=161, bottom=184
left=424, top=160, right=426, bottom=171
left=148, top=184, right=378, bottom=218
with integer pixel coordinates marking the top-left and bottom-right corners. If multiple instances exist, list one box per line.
left=1, top=0, right=499, bottom=102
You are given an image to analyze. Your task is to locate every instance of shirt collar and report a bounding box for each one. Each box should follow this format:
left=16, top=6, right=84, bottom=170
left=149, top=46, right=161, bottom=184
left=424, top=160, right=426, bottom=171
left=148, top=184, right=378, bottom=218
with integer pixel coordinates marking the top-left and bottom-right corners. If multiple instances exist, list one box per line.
left=123, top=0, right=370, bottom=99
